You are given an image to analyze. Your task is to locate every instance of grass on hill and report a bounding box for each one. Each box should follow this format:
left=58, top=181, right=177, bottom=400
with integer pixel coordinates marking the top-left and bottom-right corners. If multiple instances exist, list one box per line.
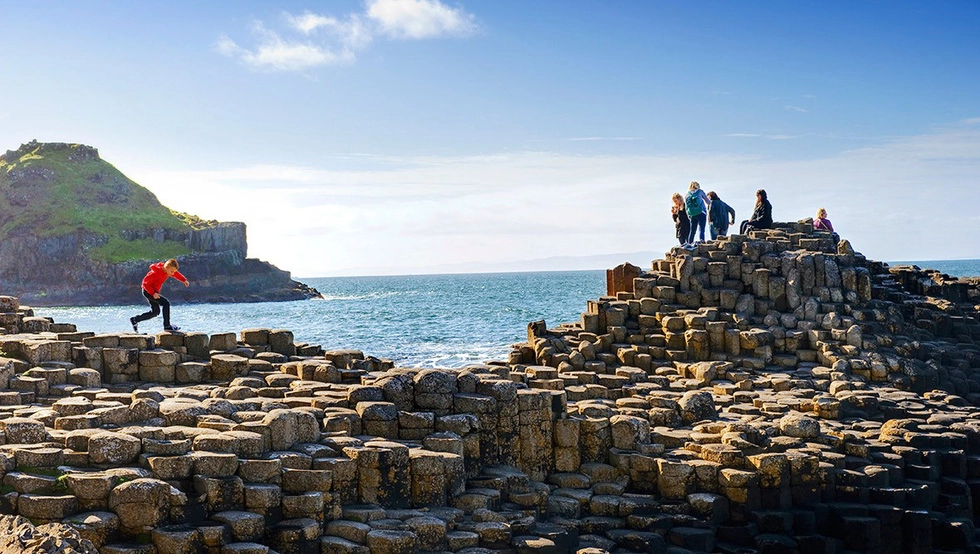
left=0, top=142, right=210, bottom=263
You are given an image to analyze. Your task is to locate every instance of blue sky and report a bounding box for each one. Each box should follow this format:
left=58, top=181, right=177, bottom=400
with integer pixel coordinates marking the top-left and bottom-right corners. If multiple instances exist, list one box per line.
left=1, top=1, right=978, bottom=276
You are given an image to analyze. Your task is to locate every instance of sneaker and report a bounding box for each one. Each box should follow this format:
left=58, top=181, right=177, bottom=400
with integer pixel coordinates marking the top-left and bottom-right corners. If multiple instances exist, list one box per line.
left=164, top=325, right=181, bottom=332
left=684, top=243, right=696, bottom=250
left=129, top=317, right=138, bottom=333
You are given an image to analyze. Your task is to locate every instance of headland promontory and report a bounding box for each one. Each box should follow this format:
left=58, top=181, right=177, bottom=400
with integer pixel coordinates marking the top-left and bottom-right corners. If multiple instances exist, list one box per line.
left=0, top=141, right=319, bottom=306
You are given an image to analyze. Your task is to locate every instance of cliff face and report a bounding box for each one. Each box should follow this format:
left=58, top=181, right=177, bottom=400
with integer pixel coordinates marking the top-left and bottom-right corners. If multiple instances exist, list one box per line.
left=0, top=141, right=319, bottom=306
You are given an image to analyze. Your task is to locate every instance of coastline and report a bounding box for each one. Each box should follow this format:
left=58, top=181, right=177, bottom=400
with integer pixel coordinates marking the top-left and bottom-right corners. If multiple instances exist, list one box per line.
left=0, top=224, right=978, bottom=552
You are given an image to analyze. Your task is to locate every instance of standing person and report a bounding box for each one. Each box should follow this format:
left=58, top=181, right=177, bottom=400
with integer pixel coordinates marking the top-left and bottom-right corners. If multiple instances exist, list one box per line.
left=813, top=208, right=834, bottom=232
left=739, top=189, right=773, bottom=234
left=671, top=193, right=691, bottom=247
left=130, top=258, right=190, bottom=332
left=685, top=181, right=709, bottom=245
left=707, top=191, right=736, bottom=239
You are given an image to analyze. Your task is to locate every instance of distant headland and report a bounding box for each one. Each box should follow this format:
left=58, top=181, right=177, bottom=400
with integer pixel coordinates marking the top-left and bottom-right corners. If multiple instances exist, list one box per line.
left=0, top=141, right=320, bottom=306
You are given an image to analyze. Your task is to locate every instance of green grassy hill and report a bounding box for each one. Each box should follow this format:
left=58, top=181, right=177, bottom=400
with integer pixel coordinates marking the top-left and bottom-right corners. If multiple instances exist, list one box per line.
left=0, top=141, right=212, bottom=263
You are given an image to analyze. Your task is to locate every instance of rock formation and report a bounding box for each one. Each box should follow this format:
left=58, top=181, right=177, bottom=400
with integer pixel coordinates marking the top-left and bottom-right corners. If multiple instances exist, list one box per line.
left=0, top=141, right=319, bottom=306
left=0, top=223, right=977, bottom=553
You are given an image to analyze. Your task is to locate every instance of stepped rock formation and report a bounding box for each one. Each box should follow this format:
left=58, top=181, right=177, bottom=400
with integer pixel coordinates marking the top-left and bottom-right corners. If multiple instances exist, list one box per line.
left=0, top=141, right=319, bottom=306
left=0, top=224, right=978, bottom=553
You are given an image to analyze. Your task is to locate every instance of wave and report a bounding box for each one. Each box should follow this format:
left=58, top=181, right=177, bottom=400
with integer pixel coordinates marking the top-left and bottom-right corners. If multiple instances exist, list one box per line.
left=318, top=291, right=408, bottom=302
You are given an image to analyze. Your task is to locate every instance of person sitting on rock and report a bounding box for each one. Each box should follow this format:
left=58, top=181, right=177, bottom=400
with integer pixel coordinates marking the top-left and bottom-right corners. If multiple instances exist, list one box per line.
left=707, top=191, right=736, bottom=239
left=813, top=207, right=834, bottom=232
left=739, top=189, right=773, bottom=234
left=130, top=258, right=189, bottom=332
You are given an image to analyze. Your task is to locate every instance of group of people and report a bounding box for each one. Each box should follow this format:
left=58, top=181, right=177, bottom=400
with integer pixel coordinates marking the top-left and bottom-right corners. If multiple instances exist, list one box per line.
left=123, top=187, right=836, bottom=333
left=671, top=181, right=833, bottom=248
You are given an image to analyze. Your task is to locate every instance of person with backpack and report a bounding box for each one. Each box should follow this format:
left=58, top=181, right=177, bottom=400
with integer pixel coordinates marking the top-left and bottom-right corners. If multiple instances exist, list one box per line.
left=707, top=191, right=736, bottom=239
left=684, top=181, right=709, bottom=245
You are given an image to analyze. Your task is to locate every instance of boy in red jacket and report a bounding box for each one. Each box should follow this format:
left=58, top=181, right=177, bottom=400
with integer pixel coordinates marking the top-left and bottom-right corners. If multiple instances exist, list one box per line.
left=130, top=258, right=190, bottom=332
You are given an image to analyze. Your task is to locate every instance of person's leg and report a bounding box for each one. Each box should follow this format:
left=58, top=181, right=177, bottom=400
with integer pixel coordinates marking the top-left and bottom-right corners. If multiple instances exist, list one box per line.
left=133, top=291, right=161, bottom=323
left=709, top=225, right=718, bottom=241
left=687, top=219, right=696, bottom=245
left=692, top=213, right=706, bottom=243
left=159, top=295, right=172, bottom=329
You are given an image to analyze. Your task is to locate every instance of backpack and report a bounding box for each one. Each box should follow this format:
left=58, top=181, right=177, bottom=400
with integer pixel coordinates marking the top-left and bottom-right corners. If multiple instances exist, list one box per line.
left=685, top=191, right=703, bottom=216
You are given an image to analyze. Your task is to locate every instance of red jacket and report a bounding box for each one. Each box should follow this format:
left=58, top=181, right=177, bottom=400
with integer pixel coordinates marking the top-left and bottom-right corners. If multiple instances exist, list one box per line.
left=142, top=262, right=187, bottom=294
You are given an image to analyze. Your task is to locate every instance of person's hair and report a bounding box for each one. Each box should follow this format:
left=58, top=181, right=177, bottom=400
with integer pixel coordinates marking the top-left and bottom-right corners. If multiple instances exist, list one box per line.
left=672, top=192, right=683, bottom=204
left=816, top=207, right=827, bottom=219
left=164, top=258, right=179, bottom=271
left=756, top=189, right=767, bottom=205
left=689, top=181, right=701, bottom=191
left=707, top=191, right=718, bottom=200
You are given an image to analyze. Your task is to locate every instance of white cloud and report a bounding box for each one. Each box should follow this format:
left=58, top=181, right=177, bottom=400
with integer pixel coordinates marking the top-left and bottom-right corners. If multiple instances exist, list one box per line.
left=567, top=137, right=645, bottom=142
left=215, top=20, right=357, bottom=72
left=285, top=12, right=336, bottom=34
left=724, top=133, right=797, bottom=140
left=137, top=119, right=980, bottom=277
left=366, top=0, right=477, bottom=39
left=218, top=1, right=476, bottom=71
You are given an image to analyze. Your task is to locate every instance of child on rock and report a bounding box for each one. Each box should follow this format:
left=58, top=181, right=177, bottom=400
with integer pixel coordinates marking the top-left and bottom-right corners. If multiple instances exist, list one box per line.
left=130, top=258, right=189, bottom=332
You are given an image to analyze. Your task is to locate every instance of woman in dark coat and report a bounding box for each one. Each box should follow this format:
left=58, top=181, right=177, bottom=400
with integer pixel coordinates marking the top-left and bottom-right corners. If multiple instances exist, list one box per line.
left=671, top=193, right=691, bottom=246
left=739, top=189, right=773, bottom=234
left=707, top=191, right=736, bottom=239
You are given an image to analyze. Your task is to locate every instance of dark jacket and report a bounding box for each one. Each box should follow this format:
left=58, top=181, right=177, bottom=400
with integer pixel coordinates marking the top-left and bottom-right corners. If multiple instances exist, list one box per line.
left=673, top=208, right=690, bottom=243
left=709, top=199, right=735, bottom=232
left=749, top=199, right=773, bottom=229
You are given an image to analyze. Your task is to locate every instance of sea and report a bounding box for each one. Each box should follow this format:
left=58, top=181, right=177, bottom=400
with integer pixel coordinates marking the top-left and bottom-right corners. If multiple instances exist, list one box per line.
left=34, top=259, right=980, bottom=369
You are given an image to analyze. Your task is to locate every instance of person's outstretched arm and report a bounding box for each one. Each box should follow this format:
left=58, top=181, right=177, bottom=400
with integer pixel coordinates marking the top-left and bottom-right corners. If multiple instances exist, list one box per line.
left=174, top=270, right=190, bottom=287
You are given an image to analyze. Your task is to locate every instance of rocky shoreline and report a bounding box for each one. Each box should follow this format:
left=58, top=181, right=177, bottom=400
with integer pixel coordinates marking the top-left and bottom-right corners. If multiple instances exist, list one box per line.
left=0, top=223, right=978, bottom=553
left=0, top=141, right=321, bottom=307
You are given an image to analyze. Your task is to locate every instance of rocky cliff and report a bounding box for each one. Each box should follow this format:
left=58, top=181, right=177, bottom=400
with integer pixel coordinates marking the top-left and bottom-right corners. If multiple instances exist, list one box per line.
left=0, top=141, right=319, bottom=306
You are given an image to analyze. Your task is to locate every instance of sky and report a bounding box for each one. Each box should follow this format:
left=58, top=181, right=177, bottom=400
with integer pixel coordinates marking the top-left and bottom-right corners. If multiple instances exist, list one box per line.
left=1, top=1, right=978, bottom=277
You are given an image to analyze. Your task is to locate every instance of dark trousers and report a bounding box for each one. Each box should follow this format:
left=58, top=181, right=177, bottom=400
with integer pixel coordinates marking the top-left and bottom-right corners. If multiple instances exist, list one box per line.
left=134, top=289, right=171, bottom=328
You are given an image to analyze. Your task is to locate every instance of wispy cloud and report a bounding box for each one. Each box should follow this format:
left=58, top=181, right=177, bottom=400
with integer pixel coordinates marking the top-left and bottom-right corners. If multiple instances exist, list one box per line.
left=785, top=105, right=809, bottom=113
left=724, top=133, right=797, bottom=140
left=139, top=119, right=980, bottom=276
left=216, top=22, right=353, bottom=72
left=367, top=0, right=477, bottom=39
left=566, top=137, right=645, bottom=142
left=217, top=0, right=477, bottom=72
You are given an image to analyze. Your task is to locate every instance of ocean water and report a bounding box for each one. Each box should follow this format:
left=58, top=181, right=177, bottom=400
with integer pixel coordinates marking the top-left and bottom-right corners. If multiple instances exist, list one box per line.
left=890, top=258, right=980, bottom=278
left=35, top=271, right=606, bottom=368
left=30, top=259, right=980, bottom=369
